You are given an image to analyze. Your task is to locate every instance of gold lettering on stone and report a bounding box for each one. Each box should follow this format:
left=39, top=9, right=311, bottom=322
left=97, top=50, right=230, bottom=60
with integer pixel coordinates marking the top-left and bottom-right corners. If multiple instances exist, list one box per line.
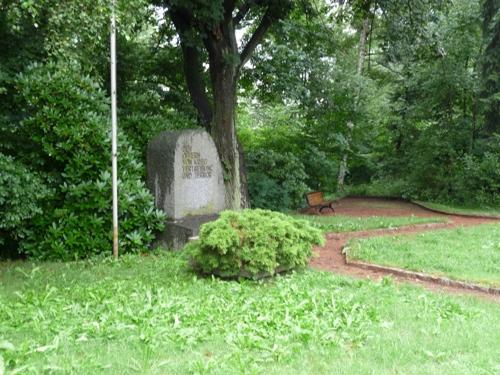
left=182, top=143, right=213, bottom=179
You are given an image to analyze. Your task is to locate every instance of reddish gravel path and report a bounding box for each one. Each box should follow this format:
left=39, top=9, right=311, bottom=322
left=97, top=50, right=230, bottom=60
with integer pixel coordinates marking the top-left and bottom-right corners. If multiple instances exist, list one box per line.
left=308, top=197, right=500, bottom=301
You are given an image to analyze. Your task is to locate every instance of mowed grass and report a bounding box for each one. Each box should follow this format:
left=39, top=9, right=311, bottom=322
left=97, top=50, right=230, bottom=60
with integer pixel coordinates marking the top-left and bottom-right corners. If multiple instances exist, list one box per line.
left=293, top=214, right=445, bottom=233
left=348, top=224, right=500, bottom=287
left=1, top=252, right=499, bottom=374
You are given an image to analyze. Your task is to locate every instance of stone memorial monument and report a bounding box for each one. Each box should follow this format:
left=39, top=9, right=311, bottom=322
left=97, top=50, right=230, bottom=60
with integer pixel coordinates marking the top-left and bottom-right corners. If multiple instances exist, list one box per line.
left=147, top=129, right=226, bottom=249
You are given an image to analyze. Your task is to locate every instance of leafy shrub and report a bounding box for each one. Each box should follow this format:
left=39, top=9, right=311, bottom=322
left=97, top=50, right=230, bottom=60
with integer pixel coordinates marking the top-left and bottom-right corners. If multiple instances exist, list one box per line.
left=0, top=154, right=50, bottom=253
left=246, top=150, right=310, bottom=210
left=351, top=149, right=500, bottom=207
left=15, top=62, right=165, bottom=259
left=119, top=89, right=196, bottom=164
left=347, top=179, right=409, bottom=199
left=189, top=209, right=324, bottom=279
left=301, top=145, right=339, bottom=191
left=451, top=152, right=500, bottom=206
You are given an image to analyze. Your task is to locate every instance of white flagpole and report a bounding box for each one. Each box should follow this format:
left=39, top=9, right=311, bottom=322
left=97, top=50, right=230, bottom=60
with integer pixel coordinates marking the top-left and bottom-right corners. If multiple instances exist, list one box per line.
left=110, top=0, right=119, bottom=258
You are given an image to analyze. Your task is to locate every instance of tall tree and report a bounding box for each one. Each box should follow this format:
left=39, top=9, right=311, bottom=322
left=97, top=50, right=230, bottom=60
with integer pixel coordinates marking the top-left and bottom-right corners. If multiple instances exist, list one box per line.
left=158, top=0, right=293, bottom=209
left=481, top=0, right=499, bottom=134
left=337, top=6, right=371, bottom=191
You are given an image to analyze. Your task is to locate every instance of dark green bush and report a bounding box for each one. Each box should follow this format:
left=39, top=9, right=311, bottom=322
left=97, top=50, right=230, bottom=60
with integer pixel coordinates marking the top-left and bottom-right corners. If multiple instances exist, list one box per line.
left=119, top=89, right=196, bottom=164
left=451, top=152, right=500, bottom=206
left=189, top=209, right=324, bottom=279
left=13, top=62, right=165, bottom=259
left=351, top=149, right=500, bottom=207
left=0, top=154, right=50, bottom=253
left=246, top=150, right=310, bottom=210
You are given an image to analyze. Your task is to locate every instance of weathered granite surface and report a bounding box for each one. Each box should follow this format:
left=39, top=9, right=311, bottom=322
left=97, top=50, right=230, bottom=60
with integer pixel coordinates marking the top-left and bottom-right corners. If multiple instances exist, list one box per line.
left=153, top=214, right=219, bottom=250
left=147, top=130, right=226, bottom=249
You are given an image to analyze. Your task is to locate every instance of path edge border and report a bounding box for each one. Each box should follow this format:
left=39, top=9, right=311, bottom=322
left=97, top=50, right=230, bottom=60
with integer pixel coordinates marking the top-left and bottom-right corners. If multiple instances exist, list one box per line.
left=344, top=251, right=500, bottom=296
left=410, top=200, right=500, bottom=220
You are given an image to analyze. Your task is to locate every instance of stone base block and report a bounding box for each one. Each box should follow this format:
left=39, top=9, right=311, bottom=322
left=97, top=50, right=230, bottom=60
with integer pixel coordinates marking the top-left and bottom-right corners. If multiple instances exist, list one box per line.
left=154, top=214, right=218, bottom=250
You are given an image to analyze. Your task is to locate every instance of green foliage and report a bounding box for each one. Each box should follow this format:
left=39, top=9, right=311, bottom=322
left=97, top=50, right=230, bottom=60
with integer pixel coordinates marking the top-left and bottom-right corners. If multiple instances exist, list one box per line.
left=1, top=0, right=498, bottom=258
left=348, top=180, right=409, bottom=199
left=14, top=62, right=165, bottom=259
left=0, top=1, right=188, bottom=259
left=189, top=209, right=324, bottom=278
left=238, top=102, right=339, bottom=209
left=246, top=150, right=310, bottom=210
left=238, top=102, right=311, bottom=209
left=352, top=0, right=499, bottom=207
left=0, top=154, right=50, bottom=249
left=119, top=89, right=196, bottom=162
left=450, top=152, right=500, bottom=206
left=361, top=131, right=500, bottom=206
left=481, top=0, right=500, bottom=133
left=238, top=8, right=380, bottom=200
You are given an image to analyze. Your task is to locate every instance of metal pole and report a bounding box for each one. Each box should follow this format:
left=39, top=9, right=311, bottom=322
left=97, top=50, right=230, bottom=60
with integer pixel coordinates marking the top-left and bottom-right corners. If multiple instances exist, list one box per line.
left=110, top=0, right=119, bottom=258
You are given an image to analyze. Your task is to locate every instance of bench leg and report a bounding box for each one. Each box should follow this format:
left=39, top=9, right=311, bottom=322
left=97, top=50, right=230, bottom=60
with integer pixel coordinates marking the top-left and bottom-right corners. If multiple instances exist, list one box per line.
left=319, top=205, right=335, bottom=214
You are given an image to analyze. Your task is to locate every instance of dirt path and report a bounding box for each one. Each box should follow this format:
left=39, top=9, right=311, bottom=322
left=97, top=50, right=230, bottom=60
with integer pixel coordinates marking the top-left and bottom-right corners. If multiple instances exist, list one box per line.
left=308, top=198, right=500, bottom=302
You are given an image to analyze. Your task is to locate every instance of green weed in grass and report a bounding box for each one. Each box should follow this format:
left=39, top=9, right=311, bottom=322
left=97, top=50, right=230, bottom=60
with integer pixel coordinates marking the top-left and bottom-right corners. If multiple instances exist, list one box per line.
left=0, top=253, right=374, bottom=374
left=348, top=224, right=500, bottom=286
left=0, top=252, right=499, bottom=374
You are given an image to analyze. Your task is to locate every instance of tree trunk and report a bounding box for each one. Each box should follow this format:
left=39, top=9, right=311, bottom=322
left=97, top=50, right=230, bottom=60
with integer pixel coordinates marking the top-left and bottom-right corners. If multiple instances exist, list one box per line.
left=210, top=71, right=249, bottom=209
left=206, top=22, right=249, bottom=209
left=211, top=72, right=242, bottom=209
left=356, top=18, right=370, bottom=76
left=337, top=17, right=370, bottom=192
left=237, top=139, right=251, bottom=208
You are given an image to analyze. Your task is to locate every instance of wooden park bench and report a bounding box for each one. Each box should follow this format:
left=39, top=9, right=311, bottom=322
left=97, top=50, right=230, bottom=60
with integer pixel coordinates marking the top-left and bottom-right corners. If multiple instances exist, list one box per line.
left=305, top=191, right=335, bottom=213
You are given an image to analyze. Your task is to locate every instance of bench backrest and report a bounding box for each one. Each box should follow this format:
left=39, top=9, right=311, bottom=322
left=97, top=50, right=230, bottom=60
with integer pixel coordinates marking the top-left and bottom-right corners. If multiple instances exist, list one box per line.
left=306, top=191, right=324, bottom=206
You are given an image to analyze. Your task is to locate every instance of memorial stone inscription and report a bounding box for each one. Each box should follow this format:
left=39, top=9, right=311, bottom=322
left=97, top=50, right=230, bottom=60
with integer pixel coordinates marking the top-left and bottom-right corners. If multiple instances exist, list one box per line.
left=182, top=143, right=213, bottom=179
left=147, top=129, right=226, bottom=221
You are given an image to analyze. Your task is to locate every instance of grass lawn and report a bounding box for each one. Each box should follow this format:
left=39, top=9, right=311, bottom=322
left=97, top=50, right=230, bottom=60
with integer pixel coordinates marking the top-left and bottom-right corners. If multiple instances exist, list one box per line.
left=293, top=214, right=445, bottom=233
left=348, top=224, right=500, bottom=287
left=1, top=252, right=499, bottom=374
left=413, top=201, right=500, bottom=218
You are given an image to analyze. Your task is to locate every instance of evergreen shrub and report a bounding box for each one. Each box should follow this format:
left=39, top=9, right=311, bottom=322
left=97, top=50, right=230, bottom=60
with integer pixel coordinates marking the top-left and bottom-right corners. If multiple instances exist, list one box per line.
left=189, top=209, right=324, bottom=279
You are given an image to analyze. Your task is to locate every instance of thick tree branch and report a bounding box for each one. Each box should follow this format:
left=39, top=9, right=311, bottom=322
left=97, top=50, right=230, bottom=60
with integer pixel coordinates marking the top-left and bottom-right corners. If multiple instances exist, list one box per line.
left=223, top=0, right=237, bottom=20
left=180, top=45, right=213, bottom=129
left=234, top=0, right=252, bottom=25
left=169, top=7, right=213, bottom=129
left=238, top=8, right=274, bottom=71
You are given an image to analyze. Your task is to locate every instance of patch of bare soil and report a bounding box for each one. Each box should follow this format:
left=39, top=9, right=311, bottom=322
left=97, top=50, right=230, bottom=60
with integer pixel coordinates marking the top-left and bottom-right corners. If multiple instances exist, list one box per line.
left=308, top=197, right=500, bottom=302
